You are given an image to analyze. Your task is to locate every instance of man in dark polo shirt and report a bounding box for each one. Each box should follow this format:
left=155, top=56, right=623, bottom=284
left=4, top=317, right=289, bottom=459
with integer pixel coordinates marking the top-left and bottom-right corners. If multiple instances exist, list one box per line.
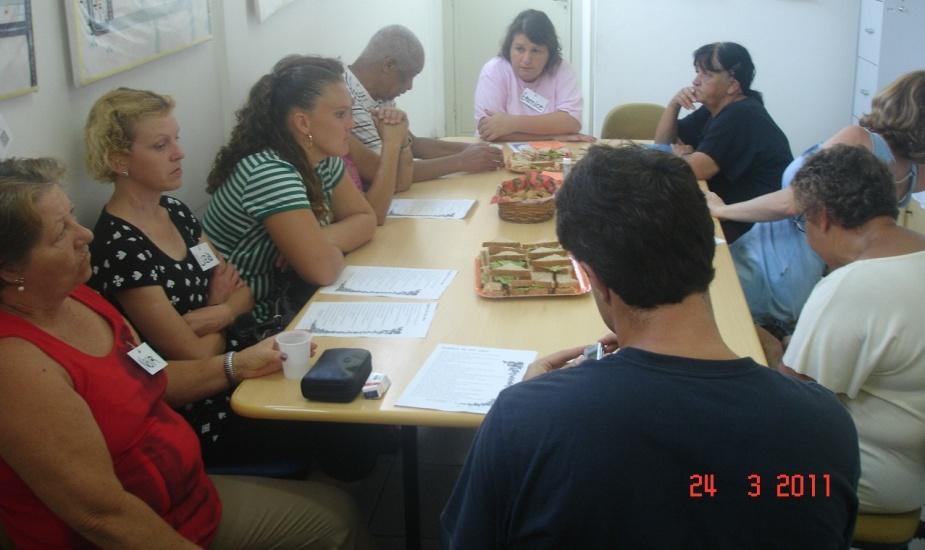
left=441, top=145, right=859, bottom=549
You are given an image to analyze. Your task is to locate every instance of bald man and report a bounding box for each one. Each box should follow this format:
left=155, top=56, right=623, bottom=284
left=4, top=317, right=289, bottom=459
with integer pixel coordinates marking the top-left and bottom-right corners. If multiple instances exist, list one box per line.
left=346, top=25, right=503, bottom=185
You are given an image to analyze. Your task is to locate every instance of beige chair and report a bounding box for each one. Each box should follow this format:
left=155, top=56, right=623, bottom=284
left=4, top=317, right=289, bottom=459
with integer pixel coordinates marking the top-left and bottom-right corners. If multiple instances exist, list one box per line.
left=600, top=102, right=665, bottom=140
left=852, top=508, right=922, bottom=549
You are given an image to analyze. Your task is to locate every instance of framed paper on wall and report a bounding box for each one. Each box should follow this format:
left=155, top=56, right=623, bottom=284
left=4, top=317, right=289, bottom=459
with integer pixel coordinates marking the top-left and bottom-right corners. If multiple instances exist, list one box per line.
left=254, top=0, right=298, bottom=23
left=0, top=0, right=38, bottom=100
left=64, top=0, right=212, bottom=87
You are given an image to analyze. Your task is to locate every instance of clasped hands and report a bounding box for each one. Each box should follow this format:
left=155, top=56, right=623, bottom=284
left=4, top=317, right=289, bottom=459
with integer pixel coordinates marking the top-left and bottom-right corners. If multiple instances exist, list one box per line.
left=370, top=106, right=409, bottom=147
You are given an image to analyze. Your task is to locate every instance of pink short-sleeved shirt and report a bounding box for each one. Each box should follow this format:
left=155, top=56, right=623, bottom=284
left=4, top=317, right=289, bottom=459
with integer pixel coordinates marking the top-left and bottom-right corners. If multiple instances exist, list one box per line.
left=473, top=56, right=582, bottom=126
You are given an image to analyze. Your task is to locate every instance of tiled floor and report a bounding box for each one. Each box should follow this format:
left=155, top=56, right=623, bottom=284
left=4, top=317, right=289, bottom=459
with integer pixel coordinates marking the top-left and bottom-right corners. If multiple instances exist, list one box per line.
left=329, top=426, right=476, bottom=550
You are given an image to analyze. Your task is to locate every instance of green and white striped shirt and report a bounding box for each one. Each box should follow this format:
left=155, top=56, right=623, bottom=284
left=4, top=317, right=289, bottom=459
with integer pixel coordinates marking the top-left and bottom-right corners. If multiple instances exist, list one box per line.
left=203, top=149, right=344, bottom=323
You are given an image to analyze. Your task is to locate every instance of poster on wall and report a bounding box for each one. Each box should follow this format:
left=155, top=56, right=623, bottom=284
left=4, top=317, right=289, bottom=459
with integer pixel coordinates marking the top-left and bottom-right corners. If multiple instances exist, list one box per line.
left=254, top=0, right=298, bottom=23
left=0, top=0, right=38, bottom=100
left=64, top=0, right=212, bottom=87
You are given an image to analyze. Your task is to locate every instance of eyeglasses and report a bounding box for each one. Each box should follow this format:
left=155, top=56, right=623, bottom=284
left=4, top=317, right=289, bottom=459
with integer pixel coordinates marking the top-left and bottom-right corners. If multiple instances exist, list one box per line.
left=792, top=214, right=806, bottom=233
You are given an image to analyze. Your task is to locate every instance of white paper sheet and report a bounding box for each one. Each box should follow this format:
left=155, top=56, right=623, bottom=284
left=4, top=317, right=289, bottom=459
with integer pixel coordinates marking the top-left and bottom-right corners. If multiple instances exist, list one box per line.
left=396, top=344, right=536, bottom=414
left=387, top=199, right=476, bottom=219
left=295, top=302, right=436, bottom=338
left=318, top=266, right=456, bottom=300
left=914, top=190, right=925, bottom=209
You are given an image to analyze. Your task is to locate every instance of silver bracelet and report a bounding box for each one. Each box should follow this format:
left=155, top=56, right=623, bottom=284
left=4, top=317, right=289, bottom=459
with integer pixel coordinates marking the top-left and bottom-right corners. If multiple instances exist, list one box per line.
left=223, top=351, right=238, bottom=387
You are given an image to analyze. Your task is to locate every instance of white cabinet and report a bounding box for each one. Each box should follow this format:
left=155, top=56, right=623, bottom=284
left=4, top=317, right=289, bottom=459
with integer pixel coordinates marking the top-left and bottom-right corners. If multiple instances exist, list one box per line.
left=852, top=0, right=925, bottom=121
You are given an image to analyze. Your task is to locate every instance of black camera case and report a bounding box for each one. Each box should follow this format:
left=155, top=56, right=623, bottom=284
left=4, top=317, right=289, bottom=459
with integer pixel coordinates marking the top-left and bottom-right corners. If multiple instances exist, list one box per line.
left=301, top=348, right=372, bottom=403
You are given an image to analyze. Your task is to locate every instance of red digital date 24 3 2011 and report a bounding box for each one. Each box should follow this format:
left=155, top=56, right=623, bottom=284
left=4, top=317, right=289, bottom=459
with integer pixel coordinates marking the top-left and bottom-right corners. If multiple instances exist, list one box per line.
left=689, top=473, right=832, bottom=498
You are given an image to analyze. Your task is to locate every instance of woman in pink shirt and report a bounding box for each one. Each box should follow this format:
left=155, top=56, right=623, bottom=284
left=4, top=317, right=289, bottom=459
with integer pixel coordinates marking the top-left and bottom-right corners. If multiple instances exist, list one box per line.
left=474, top=9, right=587, bottom=142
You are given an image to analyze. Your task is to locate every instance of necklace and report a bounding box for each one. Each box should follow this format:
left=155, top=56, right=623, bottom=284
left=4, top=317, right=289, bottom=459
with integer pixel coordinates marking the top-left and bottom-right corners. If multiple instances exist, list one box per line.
left=895, top=168, right=915, bottom=204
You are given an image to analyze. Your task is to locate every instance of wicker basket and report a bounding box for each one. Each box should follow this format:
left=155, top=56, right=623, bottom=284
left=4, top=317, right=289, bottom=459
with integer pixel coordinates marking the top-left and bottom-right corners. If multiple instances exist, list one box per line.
left=494, top=172, right=560, bottom=223
left=498, top=199, right=555, bottom=223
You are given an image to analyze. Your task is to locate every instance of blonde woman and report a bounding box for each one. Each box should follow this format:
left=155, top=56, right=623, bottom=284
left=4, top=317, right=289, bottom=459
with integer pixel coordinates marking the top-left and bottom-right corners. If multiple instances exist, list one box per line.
left=85, top=88, right=257, bottom=465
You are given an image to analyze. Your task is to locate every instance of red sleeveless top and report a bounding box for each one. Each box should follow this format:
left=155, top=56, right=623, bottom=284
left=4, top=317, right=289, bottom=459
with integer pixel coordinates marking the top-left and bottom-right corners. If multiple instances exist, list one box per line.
left=0, top=285, right=221, bottom=548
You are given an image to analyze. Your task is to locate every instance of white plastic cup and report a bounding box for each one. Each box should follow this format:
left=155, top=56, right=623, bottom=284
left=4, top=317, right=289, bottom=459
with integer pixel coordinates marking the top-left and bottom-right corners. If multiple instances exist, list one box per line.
left=275, top=330, right=312, bottom=380
left=561, top=157, right=573, bottom=179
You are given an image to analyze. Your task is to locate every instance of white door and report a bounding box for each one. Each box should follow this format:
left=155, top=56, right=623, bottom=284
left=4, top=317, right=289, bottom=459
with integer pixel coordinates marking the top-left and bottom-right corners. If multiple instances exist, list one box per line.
left=444, top=0, right=572, bottom=136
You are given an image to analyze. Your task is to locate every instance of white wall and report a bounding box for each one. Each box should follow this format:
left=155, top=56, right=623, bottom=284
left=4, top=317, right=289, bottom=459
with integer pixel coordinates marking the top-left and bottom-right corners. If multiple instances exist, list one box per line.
left=216, top=0, right=445, bottom=140
left=0, top=0, right=862, bottom=226
left=590, top=0, right=860, bottom=155
left=0, top=0, right=225, bottom=224
left=0, top=0, right=444, bottom=226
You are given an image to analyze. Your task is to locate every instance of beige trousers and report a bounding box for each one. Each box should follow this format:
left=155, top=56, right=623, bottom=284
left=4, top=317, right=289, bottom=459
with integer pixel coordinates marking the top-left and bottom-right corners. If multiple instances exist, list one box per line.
left=209, top=475, right=376, bottom=550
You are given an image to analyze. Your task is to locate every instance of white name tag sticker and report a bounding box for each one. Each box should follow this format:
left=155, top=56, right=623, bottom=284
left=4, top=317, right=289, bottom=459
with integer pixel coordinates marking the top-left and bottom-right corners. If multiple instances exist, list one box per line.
left=128, top=343, right=168, bottom=375
left=520, top=88, right=549, bottom=113
left=190, top=242, right=220, bottom=271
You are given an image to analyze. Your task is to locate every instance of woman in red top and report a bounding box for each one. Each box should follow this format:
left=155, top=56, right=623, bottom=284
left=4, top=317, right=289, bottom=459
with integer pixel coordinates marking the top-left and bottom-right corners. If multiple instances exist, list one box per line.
left=0, top=158, right=372, bottom=548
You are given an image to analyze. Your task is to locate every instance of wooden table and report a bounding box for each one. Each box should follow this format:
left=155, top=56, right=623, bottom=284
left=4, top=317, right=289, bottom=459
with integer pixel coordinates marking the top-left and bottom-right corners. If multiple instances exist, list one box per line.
left=231, top=147, right=765, bottom=548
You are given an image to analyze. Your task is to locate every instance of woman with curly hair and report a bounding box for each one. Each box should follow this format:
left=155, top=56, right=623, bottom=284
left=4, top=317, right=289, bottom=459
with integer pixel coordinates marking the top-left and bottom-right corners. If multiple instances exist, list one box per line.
left=780, top=144, right=925, bottom=514
left=84, top=87, right=260, bottom=465
left=85, top=88, right=253, bottom=361
left=204, top=55, right=376, bottom=325
left=707, top=70, right=925, bottom=334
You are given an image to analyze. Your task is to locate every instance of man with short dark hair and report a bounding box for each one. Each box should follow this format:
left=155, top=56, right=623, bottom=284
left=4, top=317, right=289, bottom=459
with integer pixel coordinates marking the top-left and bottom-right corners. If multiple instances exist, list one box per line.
left=440, top=145, right=860, bottom=549
left=346, top=25, right=502, bottom=186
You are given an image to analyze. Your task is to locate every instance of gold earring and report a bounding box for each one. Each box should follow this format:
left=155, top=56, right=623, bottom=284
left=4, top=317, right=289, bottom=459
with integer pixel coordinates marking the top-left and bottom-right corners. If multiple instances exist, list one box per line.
left=306, top=132, right=314, bottom=149
left=14, top=277, right=24, bottom=292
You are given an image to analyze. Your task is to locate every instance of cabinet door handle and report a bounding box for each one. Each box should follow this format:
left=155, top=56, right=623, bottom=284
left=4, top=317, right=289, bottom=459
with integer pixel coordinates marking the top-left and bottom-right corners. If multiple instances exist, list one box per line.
left=860, top=89, right=871, bottom=96
left=864, top=27, right=876, bottom=34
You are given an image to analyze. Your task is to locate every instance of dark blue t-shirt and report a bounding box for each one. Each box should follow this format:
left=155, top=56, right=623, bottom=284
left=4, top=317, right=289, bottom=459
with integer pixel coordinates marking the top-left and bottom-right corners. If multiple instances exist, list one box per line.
left=678, top=97, right=792, bottom=243
left=441, top=347, right=859, bottom=549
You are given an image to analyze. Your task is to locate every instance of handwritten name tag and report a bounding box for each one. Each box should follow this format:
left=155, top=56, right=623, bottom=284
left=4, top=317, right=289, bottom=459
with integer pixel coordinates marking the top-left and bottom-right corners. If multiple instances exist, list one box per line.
left=520, top=88, right=549, bottom=113
left=128, top=342, right=167, bottom=375
left=190, top=242, right=219, bottom=271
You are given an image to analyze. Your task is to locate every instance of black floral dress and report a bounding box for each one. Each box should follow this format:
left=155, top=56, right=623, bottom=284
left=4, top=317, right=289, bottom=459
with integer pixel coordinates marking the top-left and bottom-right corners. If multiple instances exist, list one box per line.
left=89, top=196, right=232, bottom=461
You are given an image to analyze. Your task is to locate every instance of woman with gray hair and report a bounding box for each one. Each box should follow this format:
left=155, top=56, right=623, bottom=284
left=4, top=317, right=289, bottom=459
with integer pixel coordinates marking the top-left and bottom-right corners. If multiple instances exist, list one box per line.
left=708, top=70, right=925, bottom=335
left=0, top=157, right=372, bottom=548
left=780, top=144, right=925, bottom=514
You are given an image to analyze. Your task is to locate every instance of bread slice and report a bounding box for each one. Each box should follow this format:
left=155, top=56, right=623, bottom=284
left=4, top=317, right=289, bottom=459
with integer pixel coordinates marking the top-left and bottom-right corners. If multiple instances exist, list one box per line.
left=554, top=274, right=581, bottom=294
left=530, top=271, right=556, bottom=288
left=523, top=240, right=560, bottom=249
left=489, top=249, right=529, bottom=262
left=482, top=240, right=521, bottom=248
left=531, top=254, right=572, bottom=269
left=488, top=264, right=532, bottom=280
left=482, top=240, right=522, bottom=254
left=509, top=281, right=551, bottom=296
left=481, top=281, right=507, bottom=297
left=526, top=246, right=565, bottom=260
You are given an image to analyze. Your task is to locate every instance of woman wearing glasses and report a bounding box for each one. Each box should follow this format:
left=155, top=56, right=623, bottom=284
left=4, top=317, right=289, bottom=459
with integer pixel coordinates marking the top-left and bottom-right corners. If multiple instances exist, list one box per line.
left=707, top=71, right=925, bottom=335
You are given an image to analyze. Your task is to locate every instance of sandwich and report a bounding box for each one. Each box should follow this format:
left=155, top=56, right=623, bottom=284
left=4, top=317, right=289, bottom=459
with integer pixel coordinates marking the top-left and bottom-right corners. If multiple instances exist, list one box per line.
left=523, top=240, right=560, bottom=250
left=526, top=246, right=565, bottom=260
left=509, top=277, right=552, bottom=296
left=554, top=273, right=581, bottom=294
left=489, top=249, right=529, bottom=262
left=530, top=254, right=572, bottom=271
left=482, top=240, right=522, bottom=254
left=481, top=281, right=506, bottom=297
left=486, top=262, right=531, bottom=280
